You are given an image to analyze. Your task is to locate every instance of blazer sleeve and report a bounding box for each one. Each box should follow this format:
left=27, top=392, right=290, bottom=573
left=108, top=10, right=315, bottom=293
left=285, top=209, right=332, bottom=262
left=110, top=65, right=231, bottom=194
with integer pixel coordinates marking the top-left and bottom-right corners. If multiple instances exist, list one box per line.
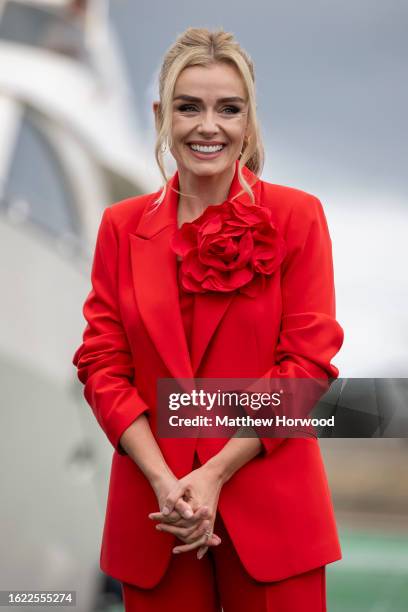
left=258, top=195, right=344, bottom=456
left=72, top=206, right=150, bottom=455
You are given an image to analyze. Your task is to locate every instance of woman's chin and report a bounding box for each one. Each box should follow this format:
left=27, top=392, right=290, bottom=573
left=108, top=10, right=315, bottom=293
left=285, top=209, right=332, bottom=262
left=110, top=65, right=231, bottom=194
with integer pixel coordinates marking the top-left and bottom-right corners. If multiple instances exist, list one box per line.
left=180, top=157, right=235, bottom=177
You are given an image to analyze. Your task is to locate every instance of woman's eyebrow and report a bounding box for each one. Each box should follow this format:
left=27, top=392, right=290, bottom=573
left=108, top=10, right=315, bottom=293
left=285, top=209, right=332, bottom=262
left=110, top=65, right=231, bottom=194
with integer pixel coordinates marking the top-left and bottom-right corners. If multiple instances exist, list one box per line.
left=173, top=95, right=246, bottom=103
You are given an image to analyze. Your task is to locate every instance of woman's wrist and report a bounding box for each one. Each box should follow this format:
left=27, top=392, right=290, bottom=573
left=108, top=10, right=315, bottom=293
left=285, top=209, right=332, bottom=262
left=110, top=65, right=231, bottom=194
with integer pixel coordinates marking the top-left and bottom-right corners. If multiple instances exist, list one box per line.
left=201, top=437, right=263, bottom=486
left=149, top=464, right=176, bottom=492
left=201, top=455, right=231, bottom=486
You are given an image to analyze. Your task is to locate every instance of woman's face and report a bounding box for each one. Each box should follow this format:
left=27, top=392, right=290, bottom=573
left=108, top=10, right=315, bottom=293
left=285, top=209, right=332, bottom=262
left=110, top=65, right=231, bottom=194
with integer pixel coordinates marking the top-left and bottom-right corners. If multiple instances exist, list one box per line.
left=170, top=62, right=250, bottom=178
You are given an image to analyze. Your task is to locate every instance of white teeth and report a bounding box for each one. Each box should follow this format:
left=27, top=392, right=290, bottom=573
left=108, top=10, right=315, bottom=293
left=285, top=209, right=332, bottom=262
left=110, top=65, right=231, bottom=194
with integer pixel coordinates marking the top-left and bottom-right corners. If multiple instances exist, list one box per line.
left=189, top=144, right=224, bottom=153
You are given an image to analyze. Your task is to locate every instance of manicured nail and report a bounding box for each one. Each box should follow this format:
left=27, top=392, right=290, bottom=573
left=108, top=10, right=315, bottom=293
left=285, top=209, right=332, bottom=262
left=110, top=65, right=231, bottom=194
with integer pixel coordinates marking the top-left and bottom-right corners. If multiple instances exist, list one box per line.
left=162, top=507, right=170, bottom=515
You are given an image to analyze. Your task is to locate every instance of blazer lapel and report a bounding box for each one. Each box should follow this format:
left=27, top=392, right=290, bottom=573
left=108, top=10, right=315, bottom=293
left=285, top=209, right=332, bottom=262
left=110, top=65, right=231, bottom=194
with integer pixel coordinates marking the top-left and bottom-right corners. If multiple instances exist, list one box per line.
left=129, top=173, right=194, bottom=381
left=129, top=161, right=261, bottom=379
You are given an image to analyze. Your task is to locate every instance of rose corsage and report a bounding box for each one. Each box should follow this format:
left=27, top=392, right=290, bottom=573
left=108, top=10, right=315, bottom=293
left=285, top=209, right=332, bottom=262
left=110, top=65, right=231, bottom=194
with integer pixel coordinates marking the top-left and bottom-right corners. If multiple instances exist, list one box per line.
left=170, top=199, right=287, bottom=297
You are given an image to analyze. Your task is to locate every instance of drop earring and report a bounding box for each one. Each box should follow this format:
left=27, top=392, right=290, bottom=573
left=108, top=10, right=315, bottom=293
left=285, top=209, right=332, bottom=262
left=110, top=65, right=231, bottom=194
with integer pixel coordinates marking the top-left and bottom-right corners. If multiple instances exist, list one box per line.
left=240, top=136, right=249, bottom=157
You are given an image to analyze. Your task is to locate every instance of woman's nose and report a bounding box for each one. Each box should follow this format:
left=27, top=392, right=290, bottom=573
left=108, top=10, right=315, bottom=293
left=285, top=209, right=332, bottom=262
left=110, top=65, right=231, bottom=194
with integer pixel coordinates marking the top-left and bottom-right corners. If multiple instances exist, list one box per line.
left=197, top=111, right=219, bottom=134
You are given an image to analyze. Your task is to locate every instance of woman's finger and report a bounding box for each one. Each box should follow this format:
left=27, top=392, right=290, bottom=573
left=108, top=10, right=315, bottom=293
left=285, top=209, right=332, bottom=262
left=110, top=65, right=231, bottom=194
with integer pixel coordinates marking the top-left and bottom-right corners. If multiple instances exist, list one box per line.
left=155, top=516, right=216, bottom=543
left=187, top=519, right=210, bottom=541
left=172, top=531, right=221, bottom=554
left=174, top=497, right=194, bottom=519
left=149, top=505, right=210, bottom=526
left=171, top=505, right=210, bottom=527
left=197, top=545, right=209, bottom=560
left=207, top=534, right=221, bottom=547
left=155, top=520, right=208, bottom=541
left=149, top=509, right=181, bottom=523
left=162, top=484, right=186, bottom=516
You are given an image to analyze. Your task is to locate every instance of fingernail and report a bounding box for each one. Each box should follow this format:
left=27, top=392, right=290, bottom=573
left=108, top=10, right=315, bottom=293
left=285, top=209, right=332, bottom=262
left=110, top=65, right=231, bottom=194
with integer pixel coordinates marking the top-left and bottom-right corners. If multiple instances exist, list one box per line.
left=197, top=550, right=204, bottom=560
left=173, top=549, right=180, bottom=554
left=155, top=525, right=162, bottom=530
left=184, top=510, right=193, bottom=518
left=162, top=507, right=170, bottom=516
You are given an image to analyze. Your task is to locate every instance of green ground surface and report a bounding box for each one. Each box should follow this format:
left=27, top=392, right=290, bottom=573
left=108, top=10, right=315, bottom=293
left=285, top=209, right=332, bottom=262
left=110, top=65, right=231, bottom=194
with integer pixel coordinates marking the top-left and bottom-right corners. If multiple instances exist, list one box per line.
left=327, top=527, right=408, bottom=611
left=99, top=527, right=408, bottom=611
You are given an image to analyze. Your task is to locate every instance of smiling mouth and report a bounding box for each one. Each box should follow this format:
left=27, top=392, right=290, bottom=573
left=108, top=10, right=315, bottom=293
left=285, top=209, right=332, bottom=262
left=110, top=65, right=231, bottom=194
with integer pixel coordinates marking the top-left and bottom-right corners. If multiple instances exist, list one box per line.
left=187, top=143, right=226, bottom=154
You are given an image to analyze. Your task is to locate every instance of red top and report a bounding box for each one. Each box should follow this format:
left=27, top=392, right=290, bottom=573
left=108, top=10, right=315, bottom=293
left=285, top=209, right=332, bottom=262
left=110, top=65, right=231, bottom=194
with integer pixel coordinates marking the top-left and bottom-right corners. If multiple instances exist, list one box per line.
left=176, top=259, right=194, bottom=356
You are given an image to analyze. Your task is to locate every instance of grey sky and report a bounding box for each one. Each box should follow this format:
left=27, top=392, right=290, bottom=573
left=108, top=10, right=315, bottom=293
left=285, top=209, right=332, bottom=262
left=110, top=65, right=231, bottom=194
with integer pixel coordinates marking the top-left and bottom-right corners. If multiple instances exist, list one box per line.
left=110, top=0, right=408, bottom=198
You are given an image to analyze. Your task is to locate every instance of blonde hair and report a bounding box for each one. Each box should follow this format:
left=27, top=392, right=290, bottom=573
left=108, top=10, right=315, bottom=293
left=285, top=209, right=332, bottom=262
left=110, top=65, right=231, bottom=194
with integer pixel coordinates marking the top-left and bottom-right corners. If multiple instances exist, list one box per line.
left=152, top=27, right=264, bottom=207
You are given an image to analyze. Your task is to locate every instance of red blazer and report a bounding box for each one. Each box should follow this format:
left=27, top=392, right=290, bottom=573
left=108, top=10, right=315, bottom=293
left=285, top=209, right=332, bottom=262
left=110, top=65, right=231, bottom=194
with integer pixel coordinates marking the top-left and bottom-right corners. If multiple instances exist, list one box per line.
left=72, top=161, right=344, bottom=589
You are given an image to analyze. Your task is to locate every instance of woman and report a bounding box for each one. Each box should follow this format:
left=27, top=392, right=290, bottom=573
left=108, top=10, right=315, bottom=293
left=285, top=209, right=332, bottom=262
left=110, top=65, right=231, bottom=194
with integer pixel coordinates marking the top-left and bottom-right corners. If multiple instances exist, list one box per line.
left=72, top=27, right=344, bottom=612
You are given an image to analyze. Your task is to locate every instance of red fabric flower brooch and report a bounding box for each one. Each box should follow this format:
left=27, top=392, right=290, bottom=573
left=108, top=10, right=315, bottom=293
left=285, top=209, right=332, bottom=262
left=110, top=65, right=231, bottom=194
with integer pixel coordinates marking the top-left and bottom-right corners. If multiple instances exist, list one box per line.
left=170, top=199, right=287, bottom=297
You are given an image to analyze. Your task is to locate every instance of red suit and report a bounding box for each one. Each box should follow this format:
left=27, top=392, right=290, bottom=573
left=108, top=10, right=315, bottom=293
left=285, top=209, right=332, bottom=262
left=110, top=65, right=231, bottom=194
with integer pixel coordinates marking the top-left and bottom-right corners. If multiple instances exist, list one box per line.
left=72, top=161, right=344, bottom=591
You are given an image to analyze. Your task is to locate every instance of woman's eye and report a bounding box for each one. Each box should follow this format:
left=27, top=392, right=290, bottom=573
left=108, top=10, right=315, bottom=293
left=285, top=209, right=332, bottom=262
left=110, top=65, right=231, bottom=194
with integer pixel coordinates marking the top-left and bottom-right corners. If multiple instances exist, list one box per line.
left=178, top=104, right=198, bottom=112
left=221, top=106, right=240, bottom=114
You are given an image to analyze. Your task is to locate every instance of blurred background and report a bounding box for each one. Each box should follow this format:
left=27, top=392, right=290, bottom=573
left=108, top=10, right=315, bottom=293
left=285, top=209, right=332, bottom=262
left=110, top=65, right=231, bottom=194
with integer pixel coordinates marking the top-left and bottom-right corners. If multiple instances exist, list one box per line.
left=0, top=1, right=406, bottom=610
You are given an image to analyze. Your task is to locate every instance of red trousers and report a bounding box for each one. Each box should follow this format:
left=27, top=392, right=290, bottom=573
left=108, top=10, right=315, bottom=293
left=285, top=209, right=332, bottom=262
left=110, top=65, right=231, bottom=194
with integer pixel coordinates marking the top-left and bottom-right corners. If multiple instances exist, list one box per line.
left=121, top=453, right=326, bottom=611
left=121, top=511, right=326, bottom=612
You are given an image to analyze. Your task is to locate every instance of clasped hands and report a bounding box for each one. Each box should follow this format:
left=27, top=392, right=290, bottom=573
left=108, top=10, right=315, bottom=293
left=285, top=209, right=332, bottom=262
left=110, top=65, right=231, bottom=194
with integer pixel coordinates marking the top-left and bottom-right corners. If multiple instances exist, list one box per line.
left=149, top=462, right=224, bottom=560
